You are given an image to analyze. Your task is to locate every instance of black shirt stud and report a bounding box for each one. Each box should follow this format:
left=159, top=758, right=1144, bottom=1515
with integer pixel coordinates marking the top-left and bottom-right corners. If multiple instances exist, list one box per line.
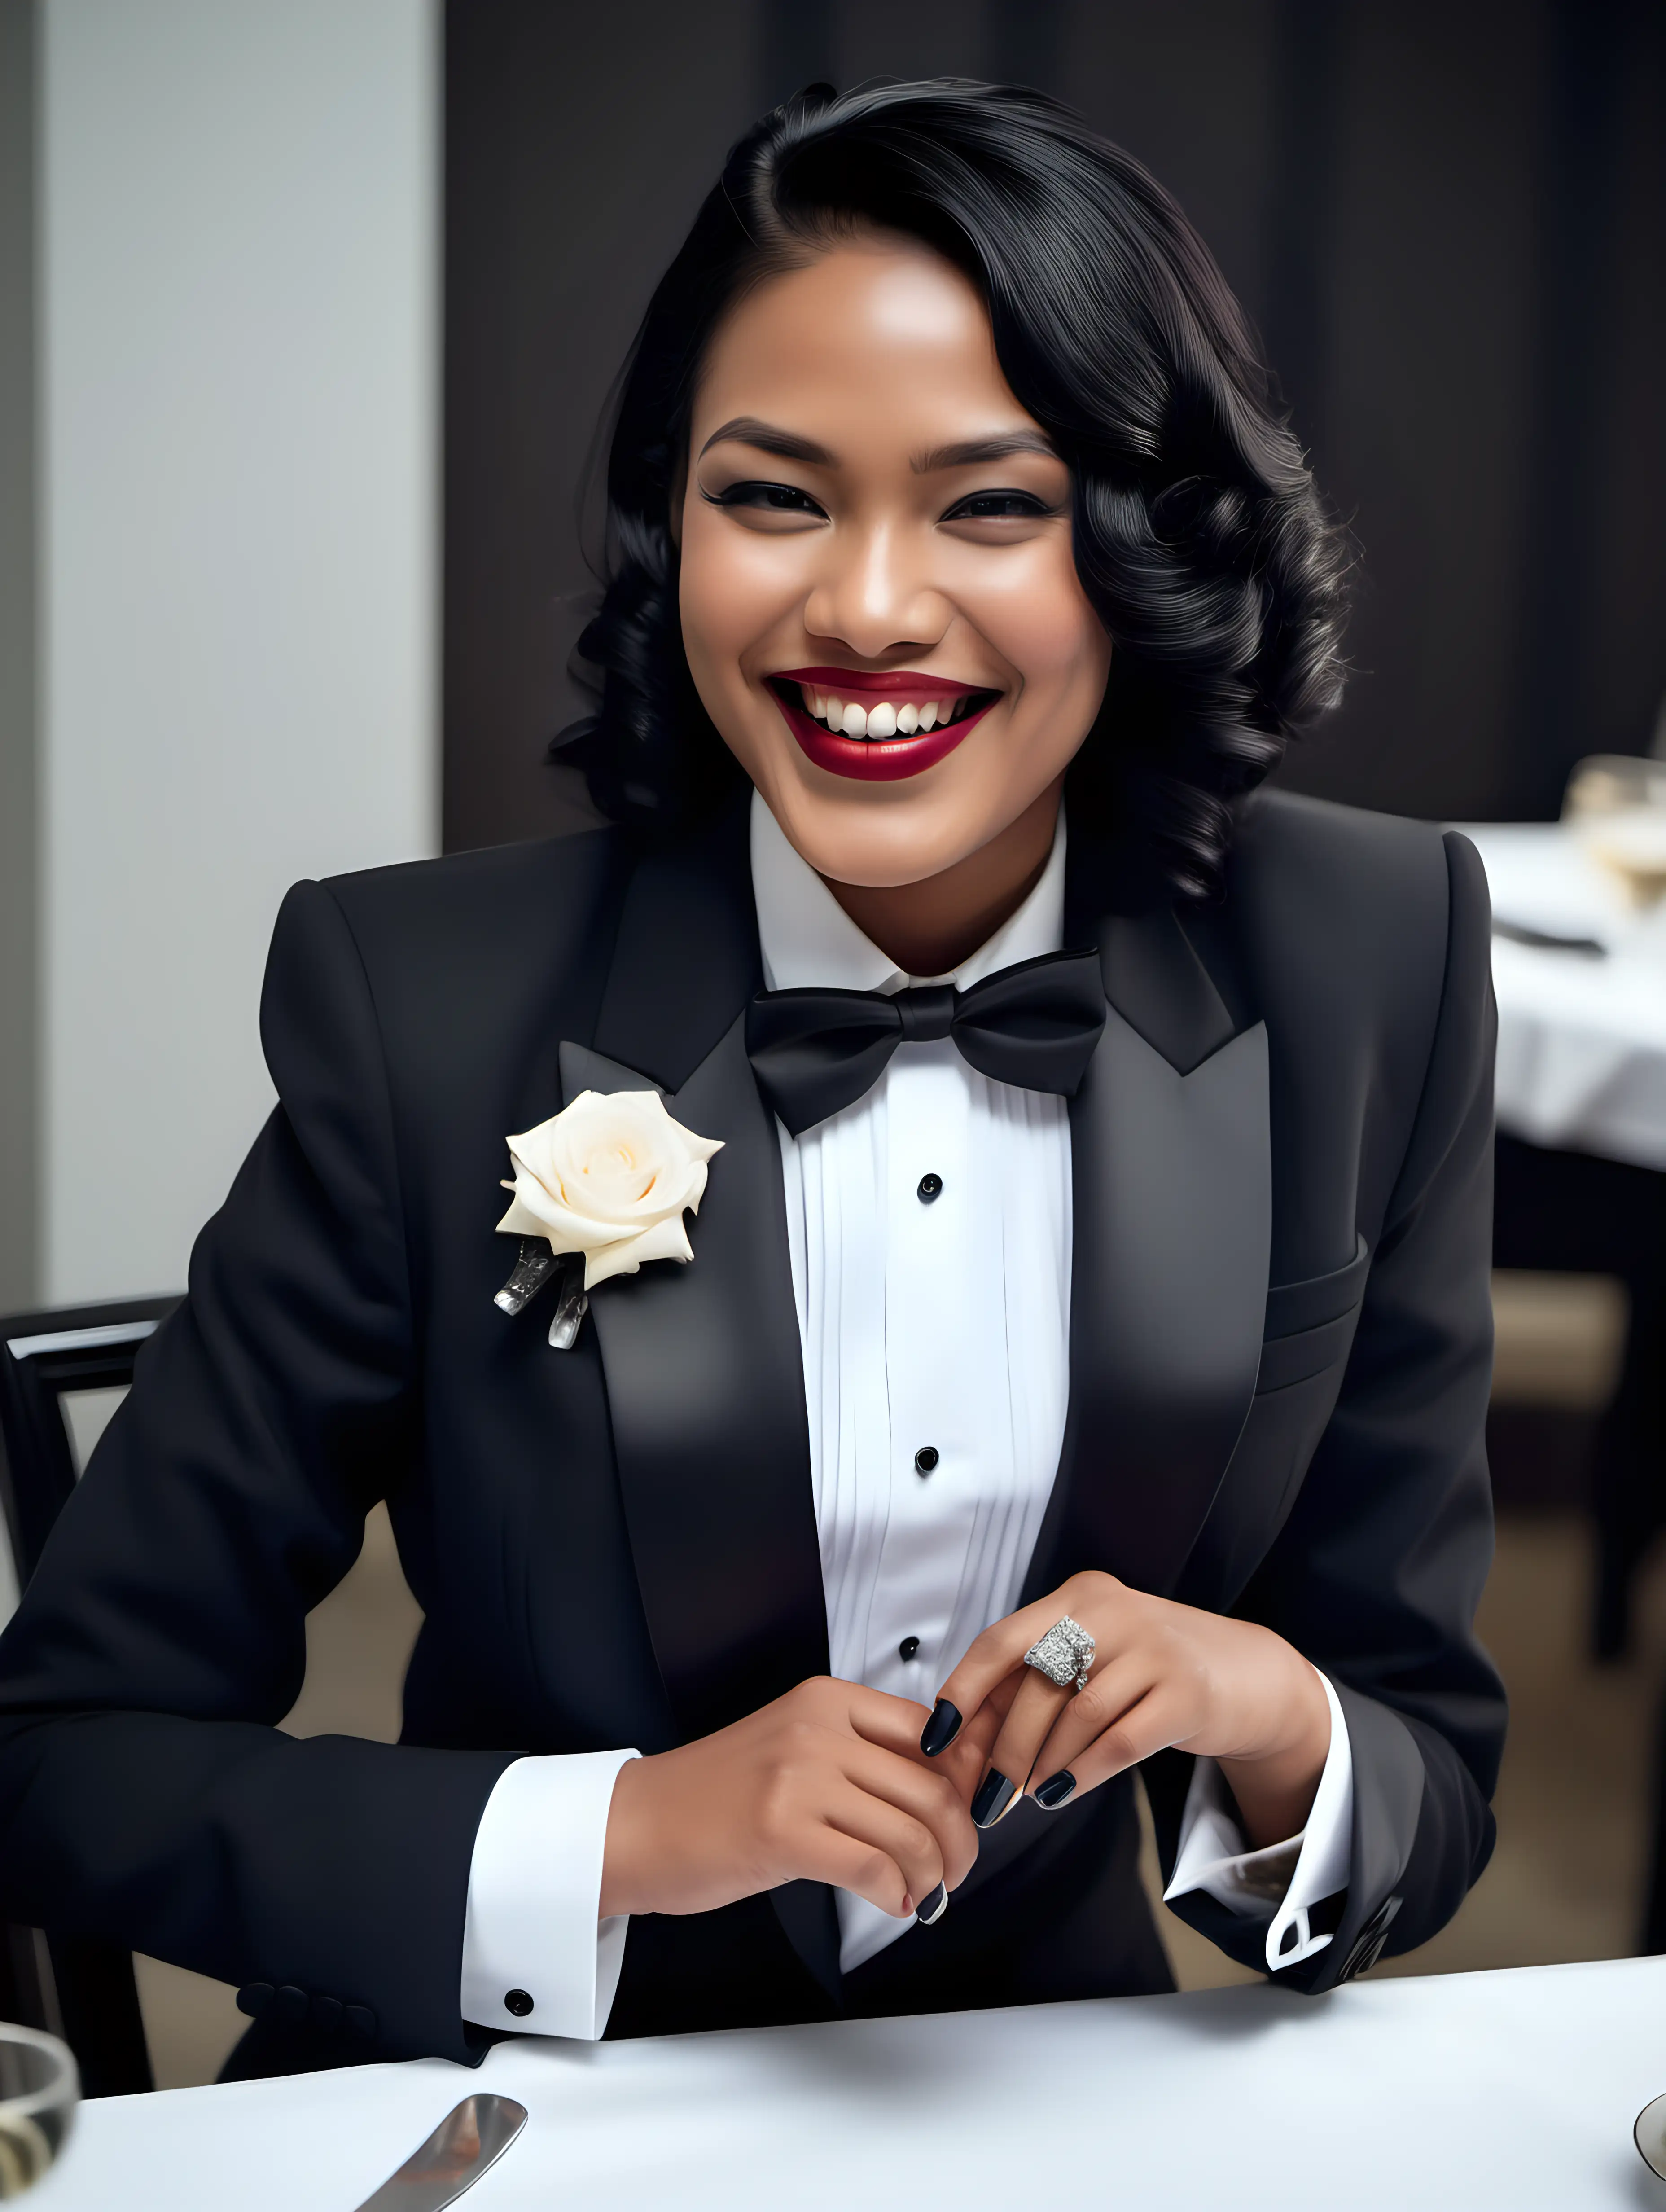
left=899, top=1636, right=921, bottom=1661
left=505, top=1988, right=535, bottom=2018
left=915, top=1446, right=939, bottom=1474
left=917, top=1173, right=943, bottom=1202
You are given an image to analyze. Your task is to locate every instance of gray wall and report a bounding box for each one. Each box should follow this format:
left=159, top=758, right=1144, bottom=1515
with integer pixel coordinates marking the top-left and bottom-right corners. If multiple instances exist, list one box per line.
left=0, top=0, right=38, bottom=1313
left=22, top=0, right=441, bottom=1308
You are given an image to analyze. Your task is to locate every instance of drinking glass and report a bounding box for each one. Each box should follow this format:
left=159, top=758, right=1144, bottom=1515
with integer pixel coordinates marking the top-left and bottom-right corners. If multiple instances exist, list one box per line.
left=1562, top=754, right=1666, bottom=908
left=0, top=2025, right=78, bottom=2197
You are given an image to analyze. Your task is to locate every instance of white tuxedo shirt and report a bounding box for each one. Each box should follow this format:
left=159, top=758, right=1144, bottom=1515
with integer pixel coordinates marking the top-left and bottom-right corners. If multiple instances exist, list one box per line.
left=459, top=795, right=1353, bottom=2036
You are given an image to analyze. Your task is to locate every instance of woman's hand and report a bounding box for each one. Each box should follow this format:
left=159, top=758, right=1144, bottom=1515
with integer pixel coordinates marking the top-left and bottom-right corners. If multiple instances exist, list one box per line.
left=600, top=1676, right=985, bottom=1924
left=923, top=1572, right=1332, bottom=1848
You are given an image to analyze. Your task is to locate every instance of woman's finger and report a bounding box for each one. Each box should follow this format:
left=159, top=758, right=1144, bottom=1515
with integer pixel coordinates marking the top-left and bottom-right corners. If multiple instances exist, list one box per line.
left=819, top=1778, right=951, bottom=1919
left=837, top=1737, right=979, bottom=1891
left=842, top=1679, right=991, bottom=1805
left=935, top=1670, right=1020, bottom=1806
left=969, top=1665, right=1073, bottom=1826
left=923, top=1576, right=1127, bottom=1757
left=800, top=1813, right=916, bottom=1919
left=1027, top=1680, right=1190, bottom=1808
left=1022, top=1654, right=1166, bottom=1806
left=924, top=1603, right=1070, bottom=1752
left=841, top=1682, right=936, bottom=1757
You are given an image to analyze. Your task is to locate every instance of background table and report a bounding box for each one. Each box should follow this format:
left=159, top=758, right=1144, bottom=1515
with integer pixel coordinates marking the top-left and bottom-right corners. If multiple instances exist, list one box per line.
left=1461, top=821, right=1666, bottom=1172
left=33, top=1957, right=1666, bottom=2210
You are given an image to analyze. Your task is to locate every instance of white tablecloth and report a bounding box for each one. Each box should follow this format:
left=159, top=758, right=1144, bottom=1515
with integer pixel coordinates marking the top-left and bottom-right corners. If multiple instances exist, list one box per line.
left=1461, top=822, right=1666, bottom=1171
left=35, top=1957, right=1666, bottom=2210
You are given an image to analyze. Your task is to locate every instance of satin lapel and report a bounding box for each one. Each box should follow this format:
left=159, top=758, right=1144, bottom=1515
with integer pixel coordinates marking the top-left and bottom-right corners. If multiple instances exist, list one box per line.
left=561, top=1009, right=841, bottom=2009
left=560, top=1022, right=828, bottom=1742
left=1024, top=903, right=1271, bottom=1604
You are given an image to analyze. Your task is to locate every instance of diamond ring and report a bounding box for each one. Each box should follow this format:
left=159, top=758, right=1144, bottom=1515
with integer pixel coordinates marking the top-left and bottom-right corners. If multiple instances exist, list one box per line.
left=1023, top=1615, right=1096, bottom=1694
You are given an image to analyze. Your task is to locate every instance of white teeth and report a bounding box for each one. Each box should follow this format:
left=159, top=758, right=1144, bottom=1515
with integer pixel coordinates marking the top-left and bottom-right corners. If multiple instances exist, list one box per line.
left=802, top=686, right=981, bottom=736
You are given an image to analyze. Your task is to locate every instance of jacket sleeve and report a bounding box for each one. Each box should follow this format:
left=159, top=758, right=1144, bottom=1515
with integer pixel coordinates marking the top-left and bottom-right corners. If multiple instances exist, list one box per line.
left=0, top=880, right=515, bottom=2066
left=1152, top=829, right=1505, bottom=1991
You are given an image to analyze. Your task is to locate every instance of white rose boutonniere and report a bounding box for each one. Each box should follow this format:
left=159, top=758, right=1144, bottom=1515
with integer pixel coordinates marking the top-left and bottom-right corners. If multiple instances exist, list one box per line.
left=494, top=1089, right=723, bottom=1346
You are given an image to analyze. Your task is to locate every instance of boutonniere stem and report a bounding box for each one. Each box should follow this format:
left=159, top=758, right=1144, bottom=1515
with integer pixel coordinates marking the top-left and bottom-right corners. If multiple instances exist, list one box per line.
left=493, top=1241, right=590, bottom=1348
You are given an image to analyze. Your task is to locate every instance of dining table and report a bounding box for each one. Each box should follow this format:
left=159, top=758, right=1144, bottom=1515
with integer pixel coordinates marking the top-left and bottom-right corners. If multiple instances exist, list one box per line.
left=31, top=1954, right=1666, bottom=2209
left=1461, top=818, right=1666, bottom=1172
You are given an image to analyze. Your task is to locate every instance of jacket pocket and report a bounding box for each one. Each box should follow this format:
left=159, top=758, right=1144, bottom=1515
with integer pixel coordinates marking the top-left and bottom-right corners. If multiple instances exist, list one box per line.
left=1256, top=1234, right=1370, bottom=1394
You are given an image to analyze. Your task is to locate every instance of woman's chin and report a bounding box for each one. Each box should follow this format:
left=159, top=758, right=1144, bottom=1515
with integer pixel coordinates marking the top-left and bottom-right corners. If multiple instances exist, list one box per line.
left=733, top=739, right=963, bottom=866
left=760, top=778, right=992, bottom=889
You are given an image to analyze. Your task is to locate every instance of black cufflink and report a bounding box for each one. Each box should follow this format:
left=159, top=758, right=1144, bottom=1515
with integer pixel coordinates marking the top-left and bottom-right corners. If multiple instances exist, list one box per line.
left=1340, top=1894, right=1403, bottom=1981
left=504, top=1988, right=535, bottom=2018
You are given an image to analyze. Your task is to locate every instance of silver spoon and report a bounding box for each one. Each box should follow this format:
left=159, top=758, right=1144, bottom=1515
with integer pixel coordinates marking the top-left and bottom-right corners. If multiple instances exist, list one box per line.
left=349, top=2094, right=528, bottom=2212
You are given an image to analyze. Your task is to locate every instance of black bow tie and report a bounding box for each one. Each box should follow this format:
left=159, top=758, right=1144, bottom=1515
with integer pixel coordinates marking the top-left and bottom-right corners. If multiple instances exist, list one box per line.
left=745, top=947, right=1108, bottom=1137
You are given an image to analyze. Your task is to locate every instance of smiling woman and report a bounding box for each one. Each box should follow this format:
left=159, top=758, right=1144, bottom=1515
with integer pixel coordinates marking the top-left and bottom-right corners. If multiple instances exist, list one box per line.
left=675, top=231, right=1111, bottom=969
left=558, top=81, right=1348, bottom=910
left=0, top=77, right=1502, bottom=2081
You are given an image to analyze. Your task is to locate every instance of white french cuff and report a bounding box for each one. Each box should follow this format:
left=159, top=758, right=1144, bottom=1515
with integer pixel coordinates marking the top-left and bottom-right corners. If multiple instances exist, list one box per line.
left=460, top=1748, right=640, bottom=2039
left=1162, top=1670, right=1353, bottom=1974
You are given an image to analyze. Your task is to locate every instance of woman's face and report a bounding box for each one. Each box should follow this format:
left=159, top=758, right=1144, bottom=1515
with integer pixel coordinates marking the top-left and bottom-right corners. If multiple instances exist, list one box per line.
left=678, top=234, right=1113, bottom=889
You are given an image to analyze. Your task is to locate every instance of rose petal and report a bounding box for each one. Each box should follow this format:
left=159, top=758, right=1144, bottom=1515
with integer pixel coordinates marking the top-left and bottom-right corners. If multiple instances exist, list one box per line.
left=496, top=1189, right=557, bottom=1241
left=497, top=1173, right=632, bottom=1251
left=498, top=1088, right=723, bottom=1286
left=508, top=1091, right=719, bottom=1231
left=581, top=1211, right=695, bottom=1289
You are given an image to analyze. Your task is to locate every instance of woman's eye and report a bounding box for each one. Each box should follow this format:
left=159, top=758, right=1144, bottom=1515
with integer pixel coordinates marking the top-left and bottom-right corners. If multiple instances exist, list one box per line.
left=945, top=490, right=1056, bottom=522
left=704, top=479, right=825, bottom=516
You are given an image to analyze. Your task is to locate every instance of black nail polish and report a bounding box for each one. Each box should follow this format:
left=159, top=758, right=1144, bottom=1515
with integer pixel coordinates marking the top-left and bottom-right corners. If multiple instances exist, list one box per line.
left=920, top=1699, right=962, bottom=1757
left=971, top=1769, right=1017, bottom=1828
left=915, top=1880, right=948, bottom=1927
left=1034, top=1769, right=1076, bottom=1810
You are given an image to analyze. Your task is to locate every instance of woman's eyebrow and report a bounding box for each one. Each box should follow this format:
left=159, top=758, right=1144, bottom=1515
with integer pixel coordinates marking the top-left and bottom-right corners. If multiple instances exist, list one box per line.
left=913, top=432, right=1059, bottom=472
left=697, top=416, right=835, bottom=466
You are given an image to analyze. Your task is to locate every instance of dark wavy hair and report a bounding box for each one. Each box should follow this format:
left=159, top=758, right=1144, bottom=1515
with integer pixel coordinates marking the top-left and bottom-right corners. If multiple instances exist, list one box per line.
left=554, top=79, right=1349, bottom=900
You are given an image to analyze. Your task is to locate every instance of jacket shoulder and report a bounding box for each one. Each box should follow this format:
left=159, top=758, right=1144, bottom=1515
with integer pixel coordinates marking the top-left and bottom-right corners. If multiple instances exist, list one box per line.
left=317, top=825, right=627, bottom=965
left=261, top=827, right=633, bottom=1108
left=1232, top=786, right=1456, bottom=907
left=1226, top=786, right=1484, bottom=989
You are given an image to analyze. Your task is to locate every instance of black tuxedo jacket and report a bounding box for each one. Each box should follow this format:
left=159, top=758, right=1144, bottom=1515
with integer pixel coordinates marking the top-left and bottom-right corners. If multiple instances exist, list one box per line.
left=0, top=788, right=1504, bottom=2075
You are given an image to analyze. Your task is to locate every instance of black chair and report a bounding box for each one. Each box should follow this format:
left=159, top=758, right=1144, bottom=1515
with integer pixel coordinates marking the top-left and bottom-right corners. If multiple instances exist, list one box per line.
left=0, top=1295, right=181, bottom=2095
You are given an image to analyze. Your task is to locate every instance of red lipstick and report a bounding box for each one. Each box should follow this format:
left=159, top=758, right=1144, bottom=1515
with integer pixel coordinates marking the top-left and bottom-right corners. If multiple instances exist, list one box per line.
left=769, top=667, right=998, bottom=784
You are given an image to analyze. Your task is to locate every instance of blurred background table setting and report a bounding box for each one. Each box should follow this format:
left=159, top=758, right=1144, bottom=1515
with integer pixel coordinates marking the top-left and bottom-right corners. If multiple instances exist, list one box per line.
left=0, top=2026, right=75, bottom=2200
left=1465, top=755, right=1666, bottom=1172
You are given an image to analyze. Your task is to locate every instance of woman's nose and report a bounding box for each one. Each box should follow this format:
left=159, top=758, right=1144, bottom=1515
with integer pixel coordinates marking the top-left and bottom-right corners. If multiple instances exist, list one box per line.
left=802, top=522, right=945, bottom=658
